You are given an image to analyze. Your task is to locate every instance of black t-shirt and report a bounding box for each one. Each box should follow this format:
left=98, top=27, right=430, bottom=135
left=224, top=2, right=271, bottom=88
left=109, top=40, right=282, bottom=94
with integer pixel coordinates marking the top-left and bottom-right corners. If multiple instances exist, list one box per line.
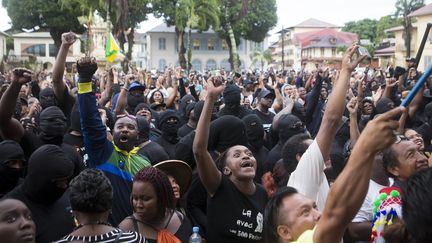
left=251, top=146, right=269, bottom=183
left=206, top=176, right=268, bottom=243
left=264, top=143, right=282, bottom=172
left=137, top=141, right=169, bottom=165
left=63, top=133, right=89, bottom=167
left=154, top=137, right=177, bottom=159
left=178, top=123, right=194, bottom=138
left=251, top=109, right=275, bottom=127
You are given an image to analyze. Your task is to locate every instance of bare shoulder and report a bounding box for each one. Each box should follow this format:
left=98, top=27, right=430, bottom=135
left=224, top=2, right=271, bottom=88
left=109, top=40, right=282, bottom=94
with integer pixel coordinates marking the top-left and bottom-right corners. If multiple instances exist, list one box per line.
left=118, top=217, right=135, bottom=231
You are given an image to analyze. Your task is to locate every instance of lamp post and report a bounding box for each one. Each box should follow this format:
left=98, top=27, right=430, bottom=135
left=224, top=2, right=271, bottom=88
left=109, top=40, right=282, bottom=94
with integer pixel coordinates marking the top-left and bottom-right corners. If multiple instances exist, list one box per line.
left=281, top=26, right=285, bottom=72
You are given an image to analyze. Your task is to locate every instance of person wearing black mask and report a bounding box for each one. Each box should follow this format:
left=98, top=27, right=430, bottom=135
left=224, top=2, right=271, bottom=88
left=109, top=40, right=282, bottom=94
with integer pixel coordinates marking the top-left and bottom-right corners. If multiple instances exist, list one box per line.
left=136, top=115, right=169, bottom=165
left=178, top=101, right=198, bottom=138
left=155, top=110, right=181, bottom=159
left=242, top=114, right=268, bottom=182
left=178, top=94, right=196, bottom=125
left=5, top=145, right=75, bottom=243
left=126, top=82, right=146, bottom=114
left=218, top=84, right=251, bottom=118
left=0, top=140, right=26, bottom=197
left=0, top=68, right=84, bottom=176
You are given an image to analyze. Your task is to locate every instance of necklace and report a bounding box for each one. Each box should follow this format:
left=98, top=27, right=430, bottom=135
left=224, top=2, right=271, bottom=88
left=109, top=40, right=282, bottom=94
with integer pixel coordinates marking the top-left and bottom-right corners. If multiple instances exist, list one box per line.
left=74, top=220, right=112, bottom=230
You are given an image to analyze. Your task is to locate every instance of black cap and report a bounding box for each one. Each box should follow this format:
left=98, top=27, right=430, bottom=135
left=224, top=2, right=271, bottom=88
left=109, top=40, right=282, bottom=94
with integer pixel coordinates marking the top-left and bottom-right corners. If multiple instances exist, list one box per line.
left=0, top=140, right=26, bottom=164
left=257, top=89, right=275, bottom=99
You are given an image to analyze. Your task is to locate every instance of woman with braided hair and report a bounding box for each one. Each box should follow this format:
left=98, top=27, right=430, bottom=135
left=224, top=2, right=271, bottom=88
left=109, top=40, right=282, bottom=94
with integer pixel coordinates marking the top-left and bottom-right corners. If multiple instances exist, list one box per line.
left=56, top=169, right=145, bottom=243
left=119, top=167, right=192, bottom=243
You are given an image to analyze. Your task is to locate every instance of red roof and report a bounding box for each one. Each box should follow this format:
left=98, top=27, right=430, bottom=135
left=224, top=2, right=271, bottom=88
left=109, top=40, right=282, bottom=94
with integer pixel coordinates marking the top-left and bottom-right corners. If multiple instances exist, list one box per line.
left=293, top=28, right=357, bottom=48
left=408, top=3, right=432, bottom=17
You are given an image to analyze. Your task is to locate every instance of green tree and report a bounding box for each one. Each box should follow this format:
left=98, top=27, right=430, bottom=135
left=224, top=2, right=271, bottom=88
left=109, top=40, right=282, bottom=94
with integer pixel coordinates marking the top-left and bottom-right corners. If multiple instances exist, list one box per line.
left=250, top=49, right=272, bottom=70
left=342, top=19, right=378, bottom=42
left=176, top=0, right=220, bottom=71
left=217, top=0, right=277, bottom=71
left=2, top=0, right=85, bottom=50
left=154, top=0, right=219, bottom=70
left=375, top=15, right=403, bottom=43
left=395, top=0, right=425, bottom=57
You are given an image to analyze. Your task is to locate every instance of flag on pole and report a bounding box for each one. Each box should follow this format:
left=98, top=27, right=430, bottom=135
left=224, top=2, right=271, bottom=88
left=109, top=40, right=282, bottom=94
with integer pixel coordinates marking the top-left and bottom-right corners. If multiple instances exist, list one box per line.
left=105, top=32, right=121, bottom=63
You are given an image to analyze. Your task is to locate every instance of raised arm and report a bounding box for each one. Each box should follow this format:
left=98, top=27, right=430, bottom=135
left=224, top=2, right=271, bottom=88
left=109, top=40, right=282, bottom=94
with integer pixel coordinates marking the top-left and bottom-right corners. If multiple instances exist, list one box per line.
left=192, top=77, right=225, bottom=196
left=98, top=68, right=116, bottom=107
left=316, top=45, right=365, bottom=161
left=314, top=106, right=404, bottom=243
left=347, top=97, right=360, bottom=145
left=114, top=75, right=133, bottom=117
left=76, top=57, right=113, bottom=167
left=0, top=68, right=33, bottom=141
left=52, top=32, right=76, bottom=101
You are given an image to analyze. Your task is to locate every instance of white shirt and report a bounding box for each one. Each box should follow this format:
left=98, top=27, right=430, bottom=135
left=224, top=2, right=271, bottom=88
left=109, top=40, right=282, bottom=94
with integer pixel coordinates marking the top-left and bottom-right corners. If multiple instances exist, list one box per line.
left=287, top=139, right=329, bottom=211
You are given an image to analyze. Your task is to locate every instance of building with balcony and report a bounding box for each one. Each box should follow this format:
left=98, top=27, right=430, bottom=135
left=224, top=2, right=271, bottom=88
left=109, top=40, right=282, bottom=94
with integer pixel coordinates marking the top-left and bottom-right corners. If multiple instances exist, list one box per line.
left=146, top=23, right=268, bottom=72
left=297, top=28, right=357, bottom=70
left=384, top=3, right=432, bottom=71
left=272, top=18, right=341, bottom=70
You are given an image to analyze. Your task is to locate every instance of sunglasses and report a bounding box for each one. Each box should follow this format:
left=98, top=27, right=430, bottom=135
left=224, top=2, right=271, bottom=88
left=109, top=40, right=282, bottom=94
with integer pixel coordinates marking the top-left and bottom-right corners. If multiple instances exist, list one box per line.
left=116, top=114, right=136, bottom=120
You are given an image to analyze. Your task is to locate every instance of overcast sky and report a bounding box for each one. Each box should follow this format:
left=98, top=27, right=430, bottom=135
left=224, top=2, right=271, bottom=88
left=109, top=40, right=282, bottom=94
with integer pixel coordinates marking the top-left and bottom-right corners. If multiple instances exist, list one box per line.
left=1, top=0, right=432, bottom=34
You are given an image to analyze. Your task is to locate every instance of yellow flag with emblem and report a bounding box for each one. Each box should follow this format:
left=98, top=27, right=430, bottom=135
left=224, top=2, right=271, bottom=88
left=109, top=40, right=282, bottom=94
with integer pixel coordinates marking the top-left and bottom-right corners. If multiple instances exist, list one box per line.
left=105, top=32, right=121, bottom=63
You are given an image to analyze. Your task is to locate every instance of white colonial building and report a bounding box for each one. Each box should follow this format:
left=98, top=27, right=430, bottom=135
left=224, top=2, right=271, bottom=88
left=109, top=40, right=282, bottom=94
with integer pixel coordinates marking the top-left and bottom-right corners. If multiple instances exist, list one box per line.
left=11, top=32, right=81, bottom=67
left=0, top=31, right=8, bottom=61
left=145, top=23, right=268, bottom=72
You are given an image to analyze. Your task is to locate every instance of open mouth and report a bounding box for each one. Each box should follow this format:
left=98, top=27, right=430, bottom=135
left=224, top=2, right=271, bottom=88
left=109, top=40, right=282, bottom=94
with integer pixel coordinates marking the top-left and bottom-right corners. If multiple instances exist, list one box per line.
left=119, top=134, right=129, bottom=143
left=240, top=160, right=254, bottom=168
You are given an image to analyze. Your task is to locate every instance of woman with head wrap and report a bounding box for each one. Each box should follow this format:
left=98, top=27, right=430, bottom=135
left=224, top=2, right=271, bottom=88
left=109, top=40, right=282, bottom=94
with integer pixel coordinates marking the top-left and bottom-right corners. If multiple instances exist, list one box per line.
left=192, top=78, right=268, bottom=243
left=56, top=169, right=145, bottom=243
left=5, top=145, right=76, bottom=242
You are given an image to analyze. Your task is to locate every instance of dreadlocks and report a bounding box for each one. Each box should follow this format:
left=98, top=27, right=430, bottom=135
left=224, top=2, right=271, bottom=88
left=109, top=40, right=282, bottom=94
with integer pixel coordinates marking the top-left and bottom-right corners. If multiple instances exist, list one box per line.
left=133, top=167, right=175, bottom=219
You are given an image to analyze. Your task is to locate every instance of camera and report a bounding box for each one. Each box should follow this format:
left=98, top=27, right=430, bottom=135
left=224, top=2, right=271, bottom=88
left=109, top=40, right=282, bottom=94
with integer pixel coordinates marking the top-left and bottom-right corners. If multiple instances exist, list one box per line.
left=357, top=46, right=372, bottom=59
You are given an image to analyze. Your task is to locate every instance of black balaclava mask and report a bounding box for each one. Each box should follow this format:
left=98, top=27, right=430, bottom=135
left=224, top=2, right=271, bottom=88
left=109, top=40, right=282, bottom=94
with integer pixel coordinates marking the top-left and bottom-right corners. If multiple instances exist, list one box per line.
left=223, top=84, right=241, bottom=106
left=39, top=88, right=58, bottom=109
left=179, top=94, right=196, bottom=117
left=208, top=115, right=248, bottom=152
left=159, top=110, right=181, bottom=144
left=127, top=92, right=145, bottom=112
left=193, top=101, right=205, bottom=121
left=22, top=144, right=74, bottom=204
left=39, top=106, right=67, bottom=145
left=136, top=115, right=150, bottom=144
left=0, top=140, right=26, bottom=195
left=242, top=114, right=264, bottom=150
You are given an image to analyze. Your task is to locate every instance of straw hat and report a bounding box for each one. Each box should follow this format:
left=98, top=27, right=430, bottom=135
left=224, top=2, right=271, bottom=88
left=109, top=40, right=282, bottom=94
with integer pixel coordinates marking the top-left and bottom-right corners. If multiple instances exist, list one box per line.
left=154, top=160, right=192, bottom=197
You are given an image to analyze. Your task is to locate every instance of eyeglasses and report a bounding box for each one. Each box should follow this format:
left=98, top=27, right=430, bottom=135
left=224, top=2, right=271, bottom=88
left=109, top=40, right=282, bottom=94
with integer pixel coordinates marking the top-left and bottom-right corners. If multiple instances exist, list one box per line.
left=116, top=114, right=136, bottom=120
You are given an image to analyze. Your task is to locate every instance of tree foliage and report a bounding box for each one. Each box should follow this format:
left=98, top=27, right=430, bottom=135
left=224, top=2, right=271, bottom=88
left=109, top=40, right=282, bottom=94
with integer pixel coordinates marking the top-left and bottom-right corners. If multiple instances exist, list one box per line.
left=250, top=49, right=272, bottom=70
left=217, top=0, right=277, bottom=70
left=342, top=19, right=378, bottom=42
left=2, top=0, right=85, bottom=50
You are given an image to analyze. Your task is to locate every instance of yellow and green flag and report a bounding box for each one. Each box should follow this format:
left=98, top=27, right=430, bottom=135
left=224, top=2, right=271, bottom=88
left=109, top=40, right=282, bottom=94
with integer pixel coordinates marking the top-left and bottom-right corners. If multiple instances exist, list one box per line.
left=105, top=32, right=121, bottom=63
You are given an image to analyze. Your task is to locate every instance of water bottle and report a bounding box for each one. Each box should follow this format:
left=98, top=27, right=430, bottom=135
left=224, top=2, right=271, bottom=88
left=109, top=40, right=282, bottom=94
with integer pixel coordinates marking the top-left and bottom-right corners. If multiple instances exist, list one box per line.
left=189, top=226, right=202, bottom=243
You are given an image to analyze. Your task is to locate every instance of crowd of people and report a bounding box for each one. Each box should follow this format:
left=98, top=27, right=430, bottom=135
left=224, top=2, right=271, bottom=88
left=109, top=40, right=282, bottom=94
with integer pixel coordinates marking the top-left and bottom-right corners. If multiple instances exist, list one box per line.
left=0, top=31, right=432, bottom=243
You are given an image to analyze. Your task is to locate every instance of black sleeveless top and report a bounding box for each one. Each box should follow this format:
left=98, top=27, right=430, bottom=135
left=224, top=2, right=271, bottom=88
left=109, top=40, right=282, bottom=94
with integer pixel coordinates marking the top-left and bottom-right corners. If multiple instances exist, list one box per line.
left=128, top=210, right=192, bottom=243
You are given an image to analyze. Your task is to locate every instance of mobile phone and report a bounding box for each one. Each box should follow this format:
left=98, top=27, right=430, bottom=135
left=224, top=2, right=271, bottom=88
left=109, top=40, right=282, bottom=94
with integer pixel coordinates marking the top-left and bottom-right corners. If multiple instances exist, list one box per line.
left=357, top=46, right=371, bottom=58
